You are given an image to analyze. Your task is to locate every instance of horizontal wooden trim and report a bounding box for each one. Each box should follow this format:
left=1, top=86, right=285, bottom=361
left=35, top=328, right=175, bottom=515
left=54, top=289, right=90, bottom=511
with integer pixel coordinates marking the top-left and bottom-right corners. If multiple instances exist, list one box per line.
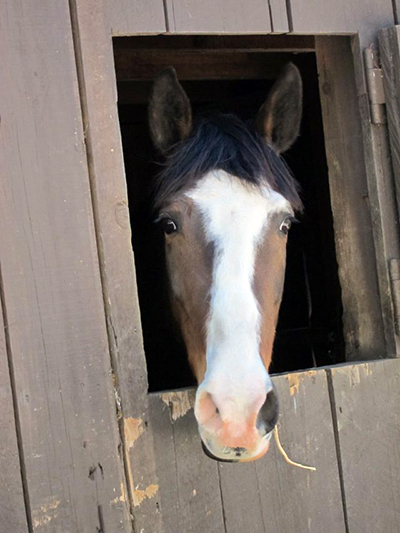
left=113, top=34, right=315, bottom=50
left=115, top=49, right=304, bottom=81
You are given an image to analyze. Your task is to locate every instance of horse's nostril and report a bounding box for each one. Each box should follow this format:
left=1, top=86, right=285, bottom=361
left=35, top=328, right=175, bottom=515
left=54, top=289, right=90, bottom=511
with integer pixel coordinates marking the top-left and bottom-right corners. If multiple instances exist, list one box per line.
left=258, top=388, right=279, bottom=434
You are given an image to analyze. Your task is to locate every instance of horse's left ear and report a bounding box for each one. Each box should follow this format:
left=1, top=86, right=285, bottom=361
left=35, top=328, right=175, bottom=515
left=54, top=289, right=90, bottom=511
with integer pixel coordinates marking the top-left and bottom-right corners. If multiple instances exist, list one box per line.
left=255, top=63, right=302, bottom=154
left=149, top=67, right=192, bottom=153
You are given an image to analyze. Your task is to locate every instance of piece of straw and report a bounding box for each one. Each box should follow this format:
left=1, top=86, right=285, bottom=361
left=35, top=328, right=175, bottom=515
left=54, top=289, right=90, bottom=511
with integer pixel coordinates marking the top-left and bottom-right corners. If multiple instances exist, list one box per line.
left=273, top=424, right=316, bottom=471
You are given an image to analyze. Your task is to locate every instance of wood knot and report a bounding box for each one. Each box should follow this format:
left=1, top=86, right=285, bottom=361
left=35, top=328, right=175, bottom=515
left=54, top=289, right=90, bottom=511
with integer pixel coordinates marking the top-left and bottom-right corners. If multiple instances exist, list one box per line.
left=115, top=202, right=130, bottom=229
left=322, top=82, right=331, bottom=95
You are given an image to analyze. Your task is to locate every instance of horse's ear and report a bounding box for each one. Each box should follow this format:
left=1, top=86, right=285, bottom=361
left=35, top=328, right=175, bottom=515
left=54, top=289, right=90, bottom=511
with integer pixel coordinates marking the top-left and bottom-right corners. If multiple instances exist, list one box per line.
left=255, top=63, right=302, bottom=154
left=149, top=67, right=192, bottom=153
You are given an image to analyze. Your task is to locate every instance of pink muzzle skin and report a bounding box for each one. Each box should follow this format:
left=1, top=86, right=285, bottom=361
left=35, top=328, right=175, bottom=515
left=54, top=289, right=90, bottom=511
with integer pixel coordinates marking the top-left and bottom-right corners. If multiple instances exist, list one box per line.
left=195, top=388, right=278, bottom=462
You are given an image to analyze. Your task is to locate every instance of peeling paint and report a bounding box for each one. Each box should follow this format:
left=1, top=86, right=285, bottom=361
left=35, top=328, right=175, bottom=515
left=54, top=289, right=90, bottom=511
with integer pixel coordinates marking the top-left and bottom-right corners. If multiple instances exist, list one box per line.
left=363, top=363, right=372, bottom=376
left=288, top=374, right=303, bottom=396
left=32, top=499, right=60, bottom=528
left=161, top=390, right=195, bottom=421
left=287, top=371, right=317, bottom=396
left=350, top=365, right=361, bottom=387
left=111, top=482, right=127, bottom=505
left=133, top=484, right=159, bottom=506
left=124, top=417, right=144, bottom=449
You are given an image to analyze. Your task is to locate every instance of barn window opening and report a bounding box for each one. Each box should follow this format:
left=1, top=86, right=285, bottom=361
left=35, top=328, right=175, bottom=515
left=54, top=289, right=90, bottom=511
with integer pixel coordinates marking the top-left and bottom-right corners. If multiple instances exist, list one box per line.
left=114, top=36, right=345, bottom=392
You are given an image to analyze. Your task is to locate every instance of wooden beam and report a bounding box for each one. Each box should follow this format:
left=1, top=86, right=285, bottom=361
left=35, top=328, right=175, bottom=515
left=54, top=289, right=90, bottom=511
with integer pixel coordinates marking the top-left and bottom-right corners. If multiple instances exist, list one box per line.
left=114, top=49, right=296, bottom=81
left=379, top=26, right=400, bottom=231
left=316, top=36, right=389, bottom=361
left=112, top=34, right=315, bottom=50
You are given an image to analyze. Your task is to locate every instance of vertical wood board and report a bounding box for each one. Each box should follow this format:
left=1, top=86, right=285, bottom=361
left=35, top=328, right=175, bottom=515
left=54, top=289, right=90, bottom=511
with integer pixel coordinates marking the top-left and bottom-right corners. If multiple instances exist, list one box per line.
left=289, top=0, right=394, bottom=46
left=269, top=0, right=290, bottom=33
left=72, top=0, right=161, bottom=522
left=350, top=35, right=400, bottom=358
left=218, top=369, right=346, bottom=533
left=107, top=0, right=166, bottom=36
left=330, top=360, right=400, bottom=533
left=0, top=1, right=130, bottom=530
left=315, top=36, right=387, bottom=361
left=0, top=289, right=29, bottom=531
left=148, top=391, right=226, bottom=533
left=379, top=26, right=400, bottom=224
left=164, top=0, right=272, bottom=33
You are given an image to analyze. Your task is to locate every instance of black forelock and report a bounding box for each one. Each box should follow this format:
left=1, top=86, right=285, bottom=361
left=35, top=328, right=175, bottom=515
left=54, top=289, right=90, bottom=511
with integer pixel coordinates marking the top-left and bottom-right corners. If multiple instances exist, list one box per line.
left=153, top=113, right=303, bottom=213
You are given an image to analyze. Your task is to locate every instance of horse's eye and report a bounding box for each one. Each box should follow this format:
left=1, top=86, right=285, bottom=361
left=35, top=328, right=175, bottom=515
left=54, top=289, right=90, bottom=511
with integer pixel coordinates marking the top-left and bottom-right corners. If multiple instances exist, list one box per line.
left=279, top=216, right=295, bottom=235
left=155, top=216, right=178, bottom=235
left=162, top=219, right=178, bottom=235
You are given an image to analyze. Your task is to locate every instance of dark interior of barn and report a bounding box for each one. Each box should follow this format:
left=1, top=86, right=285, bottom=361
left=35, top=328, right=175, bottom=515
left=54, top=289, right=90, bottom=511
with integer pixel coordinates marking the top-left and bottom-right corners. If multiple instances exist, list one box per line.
left=114, top=35, right=345, bottom=392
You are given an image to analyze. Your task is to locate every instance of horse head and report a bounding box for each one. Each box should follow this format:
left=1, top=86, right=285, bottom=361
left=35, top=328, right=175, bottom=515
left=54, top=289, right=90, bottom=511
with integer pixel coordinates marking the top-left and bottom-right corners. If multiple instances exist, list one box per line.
left=149, top=64, right=303, bottom=462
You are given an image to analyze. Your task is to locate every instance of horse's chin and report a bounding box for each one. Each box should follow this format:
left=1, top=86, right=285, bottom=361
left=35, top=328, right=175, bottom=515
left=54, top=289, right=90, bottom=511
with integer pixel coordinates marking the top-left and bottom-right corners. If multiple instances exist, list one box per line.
left=200, top=431, right=272, bottom=463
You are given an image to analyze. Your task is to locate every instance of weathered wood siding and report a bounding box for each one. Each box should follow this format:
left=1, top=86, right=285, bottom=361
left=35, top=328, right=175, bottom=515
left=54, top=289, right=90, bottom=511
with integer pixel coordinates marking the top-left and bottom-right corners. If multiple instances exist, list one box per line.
left=144, top=362, right=400, bottom=533
left=0, top=288, right=28, bottom=531
left=1, top=1, right=400, bottom=531
left=330, top=360, right=400, bottom=533
left=0, top=1, right=131, bottom=530
left=106, top=0, right=395, bottom=44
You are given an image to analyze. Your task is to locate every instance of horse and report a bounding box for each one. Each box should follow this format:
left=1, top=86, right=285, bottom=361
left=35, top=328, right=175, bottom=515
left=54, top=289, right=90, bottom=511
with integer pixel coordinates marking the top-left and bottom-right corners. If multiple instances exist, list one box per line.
left=148, top=63, right=303, bottom=462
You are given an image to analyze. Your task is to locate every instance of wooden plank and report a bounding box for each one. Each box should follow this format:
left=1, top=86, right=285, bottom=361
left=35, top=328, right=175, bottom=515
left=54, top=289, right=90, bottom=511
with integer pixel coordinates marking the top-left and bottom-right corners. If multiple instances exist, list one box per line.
left=114, top=49, right=294, bottom=81
left=165, top=0, right=272, bottom=33
left=113, top=34, right=315, bottom=51
left=0, top=1, right=131, bottom=530
left=71, top=0, right=162, bottom=527
left=379, top=26, right=400, bottom=226
left=330, top=359, right=400, bottom=533
left=289, top=0, right=394, bottom=46
left=0, top=286, right=29, bottom=531
left=393, top=2, right=400, bottom=24
left=315, top=36, right=389, bottom=361
left=107, top=0, right=166, bottom=36
left=148, top=391, right=226, bottom=533
left=218, top=369, right=346, bottom=533
left=350, top=36, right=400, bottom=357
left=269, top=0, right=290, bottom=33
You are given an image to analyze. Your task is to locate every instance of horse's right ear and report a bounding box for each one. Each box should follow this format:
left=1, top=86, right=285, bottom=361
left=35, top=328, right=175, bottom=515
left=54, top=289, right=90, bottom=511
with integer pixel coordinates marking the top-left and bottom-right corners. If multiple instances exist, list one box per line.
left=149, top=67, right=192, bottom=153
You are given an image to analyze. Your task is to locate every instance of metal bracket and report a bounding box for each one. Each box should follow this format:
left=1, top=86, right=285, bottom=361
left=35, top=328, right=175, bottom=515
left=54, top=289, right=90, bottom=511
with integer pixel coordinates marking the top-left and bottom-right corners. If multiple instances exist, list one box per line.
left=364, top=48, right=387, bottom=124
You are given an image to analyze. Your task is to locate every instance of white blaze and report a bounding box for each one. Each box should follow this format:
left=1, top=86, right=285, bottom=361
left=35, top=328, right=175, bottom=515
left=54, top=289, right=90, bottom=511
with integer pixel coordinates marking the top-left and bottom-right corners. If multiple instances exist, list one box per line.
left=187, top=170, right=291, bottom=421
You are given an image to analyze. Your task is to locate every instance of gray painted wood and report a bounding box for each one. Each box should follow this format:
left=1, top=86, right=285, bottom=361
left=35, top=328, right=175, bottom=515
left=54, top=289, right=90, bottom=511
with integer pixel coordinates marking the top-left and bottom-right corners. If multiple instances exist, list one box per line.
left=72, top=0, right=163, bottom=526
left=0, top=293, right=29, bottom=531
left=330, top=359, right=400, bottom=533
left=219, top=369, right=346, bottom=533
left=107, top=0, right=166, bottom=35
left=148, top=391, right=226, bottom=533
left=165, top=0, right=272, bottom=33
left=289, top=0, right=394, bottom=46
left=315, top=36, right=388, bottom=361
left=393, top=2, right=400, bottom=24
left=269, top=0, right=290, bottom=32
left=0, top=1, right=131, bottom=530
left=379, top=26, right=400, bottom=231
left=349, top=36, right=400, bottom=358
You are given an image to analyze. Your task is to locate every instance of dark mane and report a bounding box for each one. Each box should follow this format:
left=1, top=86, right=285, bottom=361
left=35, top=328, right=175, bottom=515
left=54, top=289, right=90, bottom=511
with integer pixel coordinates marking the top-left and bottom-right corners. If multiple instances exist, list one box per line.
left=153, top=113, right=303, bottom=212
